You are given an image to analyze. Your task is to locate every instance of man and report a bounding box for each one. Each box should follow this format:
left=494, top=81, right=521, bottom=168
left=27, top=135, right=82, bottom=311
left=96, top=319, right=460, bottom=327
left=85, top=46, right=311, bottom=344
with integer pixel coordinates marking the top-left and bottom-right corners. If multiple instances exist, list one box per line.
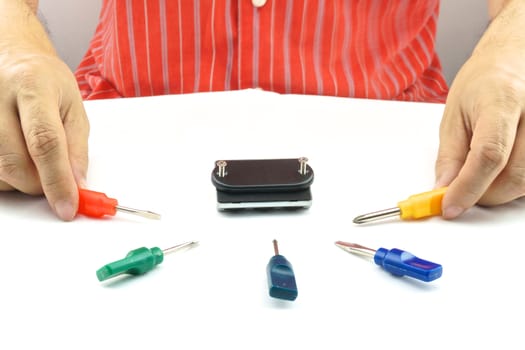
left=0, top=0, right=523, bottom=221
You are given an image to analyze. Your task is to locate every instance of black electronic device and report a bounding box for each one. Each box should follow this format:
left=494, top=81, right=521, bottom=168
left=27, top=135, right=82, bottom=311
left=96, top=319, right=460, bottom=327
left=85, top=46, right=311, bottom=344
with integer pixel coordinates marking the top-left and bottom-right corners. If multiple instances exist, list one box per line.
left=211, top=157, right=314, bottom=210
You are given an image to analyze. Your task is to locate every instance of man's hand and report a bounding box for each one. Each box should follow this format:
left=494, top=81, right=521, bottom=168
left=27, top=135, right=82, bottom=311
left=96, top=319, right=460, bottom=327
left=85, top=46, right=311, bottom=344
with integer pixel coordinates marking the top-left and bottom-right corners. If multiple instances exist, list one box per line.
left=435, top=0, right=525, bottom=218
left=0, top=0, right=89, bottom=220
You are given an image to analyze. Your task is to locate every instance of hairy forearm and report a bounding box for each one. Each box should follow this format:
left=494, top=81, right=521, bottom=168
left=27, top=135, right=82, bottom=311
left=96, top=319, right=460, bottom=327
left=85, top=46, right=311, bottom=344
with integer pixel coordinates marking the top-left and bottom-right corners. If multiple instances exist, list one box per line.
left=476, top=0, right=525, bottom=54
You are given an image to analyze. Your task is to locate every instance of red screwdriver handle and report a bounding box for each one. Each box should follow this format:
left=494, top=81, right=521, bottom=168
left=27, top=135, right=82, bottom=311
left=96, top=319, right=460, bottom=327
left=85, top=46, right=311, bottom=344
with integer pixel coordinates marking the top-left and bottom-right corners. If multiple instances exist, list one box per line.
left=78, top=189, right=118, bottom=218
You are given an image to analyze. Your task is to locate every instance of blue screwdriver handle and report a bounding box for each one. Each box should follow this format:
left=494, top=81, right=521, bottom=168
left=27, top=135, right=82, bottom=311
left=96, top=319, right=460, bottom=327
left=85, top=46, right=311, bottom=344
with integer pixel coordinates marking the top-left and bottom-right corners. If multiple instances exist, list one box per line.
left=374, top=248, right=443, bottom=282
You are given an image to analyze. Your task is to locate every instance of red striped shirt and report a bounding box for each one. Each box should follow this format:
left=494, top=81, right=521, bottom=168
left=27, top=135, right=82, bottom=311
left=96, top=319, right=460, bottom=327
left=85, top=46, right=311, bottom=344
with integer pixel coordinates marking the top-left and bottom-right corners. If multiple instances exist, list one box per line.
left=75, top=0, right=448, bottom=102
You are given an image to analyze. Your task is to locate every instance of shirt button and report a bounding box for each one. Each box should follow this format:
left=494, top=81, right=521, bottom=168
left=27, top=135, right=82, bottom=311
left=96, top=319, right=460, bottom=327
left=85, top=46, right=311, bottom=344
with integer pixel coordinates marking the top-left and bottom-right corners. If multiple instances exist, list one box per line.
left=252, top=0, right=267, bottom=8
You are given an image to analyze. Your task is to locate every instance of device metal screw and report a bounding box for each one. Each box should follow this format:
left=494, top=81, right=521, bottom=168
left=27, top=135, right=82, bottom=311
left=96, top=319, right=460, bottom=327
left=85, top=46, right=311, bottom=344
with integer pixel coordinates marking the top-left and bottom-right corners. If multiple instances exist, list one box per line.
left=298, top=157, right=309, bottom=175
left=216, top=160, right=228, bottom=177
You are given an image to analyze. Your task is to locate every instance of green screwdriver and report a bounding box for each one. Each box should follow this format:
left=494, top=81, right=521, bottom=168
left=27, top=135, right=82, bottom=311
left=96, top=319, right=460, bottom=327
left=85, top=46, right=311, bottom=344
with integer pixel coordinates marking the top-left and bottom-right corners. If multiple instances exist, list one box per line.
left=96, top=241, right=198, bottom=282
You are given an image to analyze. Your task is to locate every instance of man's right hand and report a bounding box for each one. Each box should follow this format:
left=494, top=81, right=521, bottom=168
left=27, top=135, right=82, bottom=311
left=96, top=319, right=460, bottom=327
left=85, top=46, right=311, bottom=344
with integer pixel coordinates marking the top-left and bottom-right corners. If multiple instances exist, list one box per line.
left=0, top=0, right=89, bottom=220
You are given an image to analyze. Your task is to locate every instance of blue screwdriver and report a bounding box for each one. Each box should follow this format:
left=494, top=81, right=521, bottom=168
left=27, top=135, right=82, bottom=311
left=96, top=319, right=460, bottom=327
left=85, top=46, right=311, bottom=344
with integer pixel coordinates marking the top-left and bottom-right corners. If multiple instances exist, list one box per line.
left=335, top=241, right=442, bottom=282
left=267, top=240, right=298, bottom=301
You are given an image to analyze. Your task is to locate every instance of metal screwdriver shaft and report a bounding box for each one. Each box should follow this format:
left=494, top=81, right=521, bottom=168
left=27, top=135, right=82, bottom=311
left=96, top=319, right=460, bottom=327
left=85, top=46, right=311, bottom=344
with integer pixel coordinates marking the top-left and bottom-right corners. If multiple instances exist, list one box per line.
left=353, top=187, right=447, bottom=224
left=162, top=241, right=199, bottom=255
left=273, top=239, right=280, bottom=255
left=115, top=205, right=161, bottom=220
left=353, top=207, right=401, bottom=224
left=335, top=241, right=377, bottom=258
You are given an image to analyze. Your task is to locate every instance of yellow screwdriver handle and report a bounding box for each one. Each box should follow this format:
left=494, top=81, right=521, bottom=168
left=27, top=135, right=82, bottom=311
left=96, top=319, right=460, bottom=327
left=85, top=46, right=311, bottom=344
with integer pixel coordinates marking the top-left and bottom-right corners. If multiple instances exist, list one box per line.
left=397, top=187, right=448, bottom=220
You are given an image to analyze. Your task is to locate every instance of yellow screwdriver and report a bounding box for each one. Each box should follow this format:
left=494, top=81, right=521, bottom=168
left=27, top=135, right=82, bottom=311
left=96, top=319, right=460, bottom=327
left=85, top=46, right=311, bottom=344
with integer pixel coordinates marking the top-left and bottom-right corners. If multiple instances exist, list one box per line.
left=353, top=187, right=447, bottom=224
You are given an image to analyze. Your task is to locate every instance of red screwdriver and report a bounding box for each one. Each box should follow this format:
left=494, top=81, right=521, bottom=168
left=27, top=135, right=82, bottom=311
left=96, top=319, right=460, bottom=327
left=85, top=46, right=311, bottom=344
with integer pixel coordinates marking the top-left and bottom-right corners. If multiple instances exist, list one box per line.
left=78, top=188, right=161, bottom=219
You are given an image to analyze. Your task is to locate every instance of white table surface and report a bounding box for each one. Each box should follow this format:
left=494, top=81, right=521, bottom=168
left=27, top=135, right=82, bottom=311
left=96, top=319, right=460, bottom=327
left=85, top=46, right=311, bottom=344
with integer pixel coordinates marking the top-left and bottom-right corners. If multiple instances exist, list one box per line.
left=1, top=89, right=523, bottom=350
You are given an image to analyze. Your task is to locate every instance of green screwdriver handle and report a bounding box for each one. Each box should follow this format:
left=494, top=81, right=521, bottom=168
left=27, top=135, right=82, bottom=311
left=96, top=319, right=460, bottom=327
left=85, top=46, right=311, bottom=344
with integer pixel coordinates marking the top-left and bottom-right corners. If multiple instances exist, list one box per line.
left=96, top=247, right=164, bottom=281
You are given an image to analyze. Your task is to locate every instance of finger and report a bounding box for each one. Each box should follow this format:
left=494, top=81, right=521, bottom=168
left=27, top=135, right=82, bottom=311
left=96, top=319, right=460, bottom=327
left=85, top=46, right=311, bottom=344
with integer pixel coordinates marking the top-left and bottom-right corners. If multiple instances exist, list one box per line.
left=435, top=101, right=470, bottom=189
left=478, top=117, right=525, bottom=205
left=0, top=102, right=42, bottom=194
left=0, top=180, right=15, bottom=191
left=60, top=88, right=90, bottom=188
left=18, top=91, right=78, bottom=221
left=441, top=102, right=521, bottom=218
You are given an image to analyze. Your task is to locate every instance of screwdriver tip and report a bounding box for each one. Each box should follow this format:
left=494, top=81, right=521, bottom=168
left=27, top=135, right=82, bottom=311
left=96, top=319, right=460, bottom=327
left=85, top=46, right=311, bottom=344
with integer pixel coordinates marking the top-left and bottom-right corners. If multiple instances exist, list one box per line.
left=352, top=215, right=366, bottom=224
left=335, top=241, right=376, bottom=257
left=162, top=241, right=199, bottom=255
left=352, top=207, right=401, bottom=225
left=142, top=211, right=162, bottom=220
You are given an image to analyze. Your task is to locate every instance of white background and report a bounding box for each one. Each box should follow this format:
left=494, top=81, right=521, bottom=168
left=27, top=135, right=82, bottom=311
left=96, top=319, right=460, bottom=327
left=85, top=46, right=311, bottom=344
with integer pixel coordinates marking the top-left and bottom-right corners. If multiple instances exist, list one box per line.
left=39, top=0, right=489, bottom=86
left=1, top=90, right=524, bottom=350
